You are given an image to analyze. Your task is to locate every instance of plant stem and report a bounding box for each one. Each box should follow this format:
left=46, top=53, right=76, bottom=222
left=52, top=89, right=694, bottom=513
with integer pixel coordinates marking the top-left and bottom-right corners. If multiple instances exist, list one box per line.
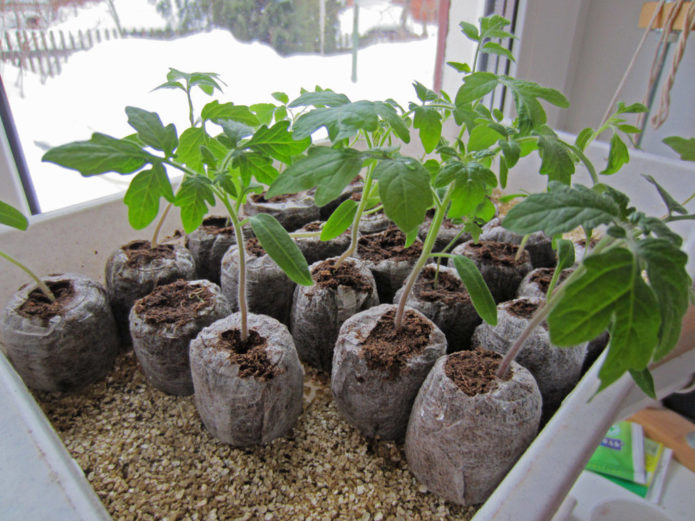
left=394, top=185, right=454, bottom=329
left=0, top=250, right=56, bottom=302
left=150, top=202, right=172, bottom=248
left=217, top=193, right=249, bottom=341
left=335, top=166, right=375, bottom=267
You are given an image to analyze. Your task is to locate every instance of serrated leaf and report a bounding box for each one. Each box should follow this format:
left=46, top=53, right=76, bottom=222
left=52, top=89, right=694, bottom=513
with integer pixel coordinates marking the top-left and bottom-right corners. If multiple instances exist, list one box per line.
left=0, top=200, right=28, bottom=230
left=455, top=72, right=499, bottom=106
left=268, top=147, right=364, bottom=207
left=125, top=106, right=178, bottom=157
left=600, top=133, right=629, bottom=175
left=245, top=121, right=311, bottom=164
left=321, top=199, right=357, bottom=241
left=214, top=171, right=238, bottom=198
left=468, top=125, right=503, bottom=152
left=374, top=157, right=432, bottom=233
left=176, top=127, right=208, bottom=172
left=250, top=103, right=276, bottom=126
left=293, top=101, right=380, bottom=142
left=413, top=106, right=442, bottom=153
left=374, top=101, right=410, bottom=143
left=234, top=152, right=279, bottom=186
left=643, top=174, right=688, bottom=215
left=537, top=132, right=575, bottom=184
left=555, top=239, right=575, bottom=272
left=202, top=101, right=260, bottom=127
left=414, top=81, right=438, bottom=102
left=499, top=139, right=520, bottom=168
left=597, top=272, right=660, bottom=392
left=548, top=248, right=635, bottom=346
left=453, top=255, right=497, bottom=325
left=459, top=21, right=479, bottom=41
left=218, top=120, right=255, bottom=146
left=617, top=102, right=648, bottom=114
left=663, top=136, right=695, bottom=161
left=188, top=72, right=224, bottom=95
left=249, top=213, right=312, bottom=286
left=447, top=163, right=497, bottom=219
left=636, top=238, right=691, bottom=360
left=175, top=176, right=216, bottom=233
left=123, top=164, right=173, bottom=229
left=503, top=182, right=619, bottom=236
left=42, top=133, right=152, bottom=176
left=575, top=127, right=594, bottom=151
left=288, top=91, right=350, bottom=108
left=480, top=41, right=515, bottom=62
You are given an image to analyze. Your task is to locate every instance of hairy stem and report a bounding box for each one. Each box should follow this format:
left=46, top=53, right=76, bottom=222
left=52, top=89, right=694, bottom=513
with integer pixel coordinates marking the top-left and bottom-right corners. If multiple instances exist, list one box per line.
left=335, top=167, right=375, bottom=267
left=150, top=202, right=172, bottom=248
left=394, top=185, right=453, bottom=329
left=0, top=250, right=56, bottom=302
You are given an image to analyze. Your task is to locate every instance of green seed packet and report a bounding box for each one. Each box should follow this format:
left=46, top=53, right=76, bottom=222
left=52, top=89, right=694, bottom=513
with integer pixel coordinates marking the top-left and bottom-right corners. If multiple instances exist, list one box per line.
left=586, top=421, right=647, bottom=485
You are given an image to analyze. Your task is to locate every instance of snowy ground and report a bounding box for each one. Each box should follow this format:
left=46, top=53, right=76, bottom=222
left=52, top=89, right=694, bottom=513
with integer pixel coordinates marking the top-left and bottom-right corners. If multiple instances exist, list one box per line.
left=2, top=1, right=438, bottom=212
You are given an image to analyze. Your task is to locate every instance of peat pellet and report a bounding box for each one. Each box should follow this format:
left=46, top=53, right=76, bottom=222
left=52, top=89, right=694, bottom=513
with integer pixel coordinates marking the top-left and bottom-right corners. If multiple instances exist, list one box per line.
left=292, top=221, right=350, bottom=265
left=220, top=238, right=295, bottom=325
left=185, top=215, right=238, bottom=283
left=417, top=211, right=470, bottom=253
left=331, top=303, right=446, bottom=440
left=355, top=226, right=423, bottom=303
left=291, top=257, right=379, bottom=372
left=243, top=191, right=320, bottom=231
left=1, top=273, right=119, bottom=392
left=517, top=267, right=573, bottom=299
left=393, top=264, right=481, bottom=352
left=129, top=279, right=232, bottom=395
left=450, top=240, right=531, bottom=303
left=105, top=240, right=196, bottom=344
left=405, top=348, right=542, bottom=505
left=189, top=312, right=304, bottom=446
left=482, top=217, right=555, bottom=268
left=471, top=297, right=587, bottom=421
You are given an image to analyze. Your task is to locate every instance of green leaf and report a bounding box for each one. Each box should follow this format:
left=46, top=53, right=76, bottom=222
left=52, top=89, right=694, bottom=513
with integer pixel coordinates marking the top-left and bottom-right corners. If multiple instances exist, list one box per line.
left=459, top=21, right=479, bottom=41
left=548, top=248, right=635, bottom=346
left=42, top=133, right=152, bottom=176
left=249, top=213, right=312, bottom=286
left=250, top=103, right=276, bottom=127
left=598, top=272, right=660, bottom=392
left=321, top=199, right=357, bottom=241
left=374, top=156, right=432, bottom=233
left=123, top=164, right=174, bottom=229
left=503, top=182, right=619, bottom=236
left=188, top=72, right=225, bottom=95
left=272, top=91, right=289, bottom=104
left=447, top=61, right=471, bottom=73
left=453, top=255, right=497, bottom=325
left=202, top=101, right=260, bottom=127
left=499, top=139, right=520, bottom=168
left=274, top=105, right=288, bottom=123
left=293, top=101, right=380, bottom=142
left=479, top=14, right=515, bottom=40
left=447, top=162, right=497, bottom=219
left=455, top=72, right=498, bottom=106
left=218, top=120, right=254, bottom=146
left=233, top=152, right=279, bottom=186
left=0, top=200, right=28, bottom=230
left=555, top=239, right=575, bottom=272
left=499, top=77, right=569, bottom=131
left=175, top=175, right=216, bottom=233
left=288, top=91, right=350, bottom=108
left=629, top=368, right=656, bottom=399
left=214, top=171, right=238, bottom=198
left=374, top=101, right=410, bottom=143
left=413, top=106, right=442, bottom=153
left=536, top=131, right=575, bottom=184
left=600, top=133, right=630, bottom=175
left=575, top=128, right=594, bottom=151
left=617, top=124, right=641, bottom=134
left=413, top=81, right=439, bottom=102
left=643, top=174, right=688, bottom=215
left=245, top=121, right=311, bottom=164
left=636, top=238, right=691, bottom=360
left=617, top=102, right=648, bottom=114
left=468, top=125, right=503, bottom=152
left=176, top=127, right=208, bottom=172
left=268, top=147, right=365, bottom=207
left=480, top=41, right=515, bottom=62
left=499, top=156, right=508, bottom=189
left=125, top=107, right=178, bottom=157
left=663, top=136, right=695, bottom=161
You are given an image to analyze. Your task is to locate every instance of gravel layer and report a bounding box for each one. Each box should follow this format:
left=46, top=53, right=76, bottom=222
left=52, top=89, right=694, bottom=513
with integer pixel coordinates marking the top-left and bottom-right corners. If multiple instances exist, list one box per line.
left=33, top=352, right=477, bottom=521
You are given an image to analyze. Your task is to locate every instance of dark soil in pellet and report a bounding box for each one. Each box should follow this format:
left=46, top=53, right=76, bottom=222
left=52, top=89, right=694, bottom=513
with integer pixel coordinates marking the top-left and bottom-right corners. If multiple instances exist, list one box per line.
left=358, top=227, right=422, bottom=263
left=132, top=280, right=215, bottom=327
left=303, top=221, right=323, bottom=232
left=361, top=309, right=433, bottom=378
left=17, top=280, right=75, bottom=321
left=505, top=299, right=541, bottom=320
left=414, top=266, right=470, bottom=306
left=123, top=240, right=175, bottom=268
left=466, top=241, right=526, bottom=267
left=311, top=259, right=373, bottom=294
left=218, top=329, right=278, bottom=380
left=198, top=216, right=234, bottom=235
left=529, top=268, right=571, bottom=295
left=444, top=347, right=511, bottom=397
left=251, top=193, right=294, bottom=204
left=245, top=237, right=266, bottom=258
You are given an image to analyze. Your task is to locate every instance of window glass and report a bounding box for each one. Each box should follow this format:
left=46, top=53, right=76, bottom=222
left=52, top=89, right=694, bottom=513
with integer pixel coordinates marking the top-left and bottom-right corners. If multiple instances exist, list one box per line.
left=1, top=0, right=441, bottom=212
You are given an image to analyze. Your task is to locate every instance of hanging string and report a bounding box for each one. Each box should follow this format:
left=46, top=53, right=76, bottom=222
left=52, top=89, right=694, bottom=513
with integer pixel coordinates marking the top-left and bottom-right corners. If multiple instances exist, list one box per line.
left=651, top=1, right=695, bottom=127
left=600, top=0, right=666, bottom=127
left=636, top=0, right=685, bottom=133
